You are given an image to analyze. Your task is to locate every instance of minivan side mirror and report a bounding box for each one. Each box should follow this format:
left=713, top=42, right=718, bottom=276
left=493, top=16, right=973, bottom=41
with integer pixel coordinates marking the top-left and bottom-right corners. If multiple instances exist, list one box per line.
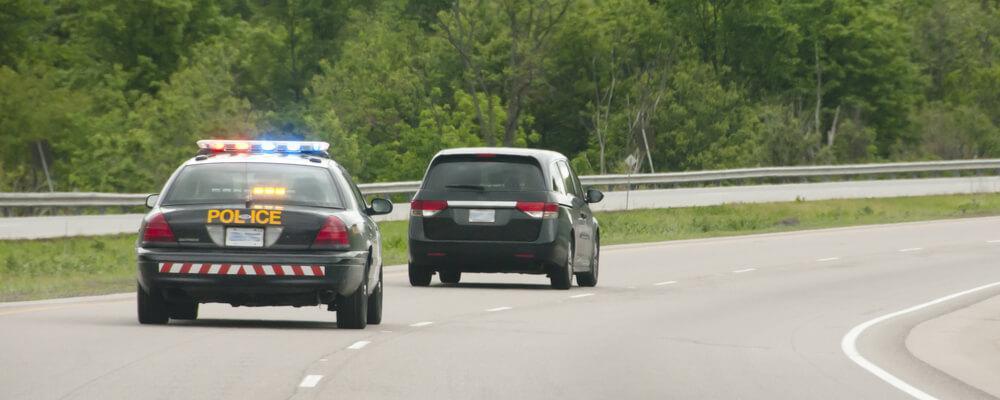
left=368, top=198, right=393, bottom=215
left=585, top=188, right=604, bottom=204
left=145, top=194, right=160, bottom=209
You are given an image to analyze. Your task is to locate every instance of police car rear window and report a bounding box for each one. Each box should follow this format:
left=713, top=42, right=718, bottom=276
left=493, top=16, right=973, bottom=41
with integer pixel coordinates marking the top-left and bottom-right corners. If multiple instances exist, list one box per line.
left=162, top=163, right=344, bottom=208
left=423, top=156, right=546, bottom=192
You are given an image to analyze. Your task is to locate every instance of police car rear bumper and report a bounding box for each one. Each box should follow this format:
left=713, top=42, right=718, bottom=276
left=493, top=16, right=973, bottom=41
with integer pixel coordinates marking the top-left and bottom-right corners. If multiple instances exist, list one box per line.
left=137, top=248, right=368, bottom=305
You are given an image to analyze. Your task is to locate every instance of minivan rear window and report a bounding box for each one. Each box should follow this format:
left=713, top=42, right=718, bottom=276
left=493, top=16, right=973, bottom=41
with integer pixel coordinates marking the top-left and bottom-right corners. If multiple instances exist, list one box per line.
left=163, top=163, right=344, bottom=208
left=423, top=156, right=546, bottom=192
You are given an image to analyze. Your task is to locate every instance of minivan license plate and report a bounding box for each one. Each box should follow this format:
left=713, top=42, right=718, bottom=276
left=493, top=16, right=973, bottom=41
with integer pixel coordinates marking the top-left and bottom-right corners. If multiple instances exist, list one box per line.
left=468, top=209, right=495, bottom=223
left=226, top=227, right=264, bottom=247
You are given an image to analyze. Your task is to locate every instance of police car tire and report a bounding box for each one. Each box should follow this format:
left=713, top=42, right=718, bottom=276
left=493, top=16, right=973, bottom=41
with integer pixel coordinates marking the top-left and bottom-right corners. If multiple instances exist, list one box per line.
left=439, top=270, right=461, bottom=284
left=168, top=302, right=199, bottom=320
left=337, top=279, right=368, bottom=329
left=409, top=263, right=432, bottom=287
left=366, top=268, right=383, bottom=325
left=137, top=284, right=168, bottom=325
left=576, top=236, right=599, bottom=287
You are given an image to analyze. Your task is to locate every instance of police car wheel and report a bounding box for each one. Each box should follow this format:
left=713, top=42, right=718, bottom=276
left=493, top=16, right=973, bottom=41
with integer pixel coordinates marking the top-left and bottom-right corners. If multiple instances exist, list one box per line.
left=366, top=268, right=383, bottom=325
left=137, top=284, right=168, bottom=325
left=337, top=279, right=368, bottom=329
left=168, top=302, right=199, bottom=320
left=408, top=263, right=432, bottom=287
left=550, top=240, right=574, bottom=290
left=576, top=236, right=599, bottom=287
left=439, top=270, right=461, bottom=284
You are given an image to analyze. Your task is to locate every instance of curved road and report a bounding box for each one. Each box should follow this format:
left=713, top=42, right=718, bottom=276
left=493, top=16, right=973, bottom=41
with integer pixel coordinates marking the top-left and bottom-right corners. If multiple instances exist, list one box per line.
left=3, top=217, right=1000, bottom=399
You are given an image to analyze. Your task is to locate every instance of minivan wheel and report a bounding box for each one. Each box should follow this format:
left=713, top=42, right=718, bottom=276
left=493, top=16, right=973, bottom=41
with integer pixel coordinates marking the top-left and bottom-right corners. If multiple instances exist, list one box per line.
left=550, top=240, right=574, bottom=290
left=337, top=279, right=368, bottom=329
left=439, top=270, right=461, bottom=284
left=137, top=283, right=168, bottom=325
left=409, top=263, right=432, bottom=286
left=366, top=267, right=383, bottom=325
left=576, top=236, right=599, bottom=287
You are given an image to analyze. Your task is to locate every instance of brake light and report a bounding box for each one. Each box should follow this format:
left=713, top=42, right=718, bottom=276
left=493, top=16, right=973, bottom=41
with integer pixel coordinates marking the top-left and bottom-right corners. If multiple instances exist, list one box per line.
left=314, top=216, right=350, bottom=248
left=476, top=153, right=496, bottom=158
left=142, top=213, right=176, bottom=243
left=516, top=202, right=558, bottom=219
left=410, top=200, right=448, bottom=217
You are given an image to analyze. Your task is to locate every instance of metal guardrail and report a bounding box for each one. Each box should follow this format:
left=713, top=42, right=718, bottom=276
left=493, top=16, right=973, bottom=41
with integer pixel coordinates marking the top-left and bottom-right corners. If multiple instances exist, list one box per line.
left=1, top=159, right=998, bottom=207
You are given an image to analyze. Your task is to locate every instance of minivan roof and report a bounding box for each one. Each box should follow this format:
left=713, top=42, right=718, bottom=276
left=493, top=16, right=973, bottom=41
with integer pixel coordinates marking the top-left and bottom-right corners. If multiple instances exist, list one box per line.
left=434, top=147, right=567, bottom=163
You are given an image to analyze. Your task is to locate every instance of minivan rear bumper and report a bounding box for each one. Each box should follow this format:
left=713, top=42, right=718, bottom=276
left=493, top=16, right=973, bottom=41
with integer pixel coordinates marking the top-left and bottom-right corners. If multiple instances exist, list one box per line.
left=409, top=238, right=569, bottom=274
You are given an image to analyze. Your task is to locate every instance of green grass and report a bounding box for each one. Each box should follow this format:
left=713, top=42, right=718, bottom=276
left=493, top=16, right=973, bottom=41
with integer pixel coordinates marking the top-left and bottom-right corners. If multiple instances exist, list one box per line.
left=4, top=193, right=1000, bottom=302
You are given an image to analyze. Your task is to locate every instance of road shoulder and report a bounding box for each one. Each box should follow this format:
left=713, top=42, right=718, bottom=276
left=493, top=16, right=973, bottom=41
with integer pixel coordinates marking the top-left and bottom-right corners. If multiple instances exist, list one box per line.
left=907, top=293, right=1000, bottom=398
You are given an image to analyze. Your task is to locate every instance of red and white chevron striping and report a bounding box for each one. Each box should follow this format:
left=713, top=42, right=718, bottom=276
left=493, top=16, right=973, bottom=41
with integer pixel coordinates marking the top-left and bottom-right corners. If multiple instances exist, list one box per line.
left=157, top=262, right=325, bottom=277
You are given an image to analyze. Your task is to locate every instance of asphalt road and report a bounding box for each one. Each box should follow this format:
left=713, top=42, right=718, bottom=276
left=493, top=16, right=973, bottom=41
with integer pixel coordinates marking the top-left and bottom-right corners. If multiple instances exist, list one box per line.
left=3, top=217, right=1000, bottom=399
left=5, top=176, right=1000, bottom=239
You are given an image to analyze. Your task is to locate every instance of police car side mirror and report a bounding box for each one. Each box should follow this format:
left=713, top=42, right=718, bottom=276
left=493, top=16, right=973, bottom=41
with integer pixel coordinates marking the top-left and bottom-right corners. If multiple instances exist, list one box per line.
left=368, top=198, right=393, bottom=216
left=585, top=188, right=604, bottom=204
left=145, top=194, right=160, bottom=209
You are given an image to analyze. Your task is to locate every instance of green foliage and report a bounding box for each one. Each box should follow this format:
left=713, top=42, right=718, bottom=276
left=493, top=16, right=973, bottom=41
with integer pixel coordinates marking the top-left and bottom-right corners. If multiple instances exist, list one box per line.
left=0, top=0, right=997, bottom=192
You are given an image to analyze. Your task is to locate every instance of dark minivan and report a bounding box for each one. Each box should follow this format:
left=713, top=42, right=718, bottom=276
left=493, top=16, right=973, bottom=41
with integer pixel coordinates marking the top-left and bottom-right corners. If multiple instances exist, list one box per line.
left=408, top=148, right=603, bottom=289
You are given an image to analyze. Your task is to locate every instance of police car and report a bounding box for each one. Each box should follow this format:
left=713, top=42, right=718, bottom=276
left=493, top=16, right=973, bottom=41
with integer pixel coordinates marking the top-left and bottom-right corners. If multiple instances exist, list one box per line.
left=136, top=140, right=392, bottom=329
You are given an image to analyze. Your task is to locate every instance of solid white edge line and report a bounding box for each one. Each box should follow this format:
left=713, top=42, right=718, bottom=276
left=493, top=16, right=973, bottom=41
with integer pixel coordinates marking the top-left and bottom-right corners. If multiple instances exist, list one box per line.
left=841, top=280, right=1000, bottom=400
left=570, top=293, right=595, bottom=298
left=654, top=280, right=677, bottom=286
left=733, top=268, right=756, bottom=274
left=898, top=248, right=923, bottom=252
left=817, top=257, right=841, bottom=262
left=409, top=321, right=433, bottom=327
left=347, top=340, right=370, bottom=350
left=986, top=240, right=1000, bottom=243
left=299, top=375, right=323, bottom=388
left=486, top=306, right=512, bottom=312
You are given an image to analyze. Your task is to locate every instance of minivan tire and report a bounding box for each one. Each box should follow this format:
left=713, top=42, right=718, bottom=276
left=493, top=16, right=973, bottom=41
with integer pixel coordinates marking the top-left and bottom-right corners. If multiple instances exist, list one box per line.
left=439, top=270, right=461, bottom=284
left=550, top=240, right=574, bottom=290
left=576, top=235, right=599, bottom=287
left=409, top=263, right=432, bottom=286
left=367, top=267, right=383, bottom=325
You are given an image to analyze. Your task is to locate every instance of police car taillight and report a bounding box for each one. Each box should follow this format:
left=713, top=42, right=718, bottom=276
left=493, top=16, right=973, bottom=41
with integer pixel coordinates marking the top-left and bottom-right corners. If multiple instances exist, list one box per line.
left=142, top=212, right=176, bottom=243
left=313, top=216, right=349, bottom=248
left=516, top=202, right=558, bottom=219
left=410, top=200, right=447, bottom=217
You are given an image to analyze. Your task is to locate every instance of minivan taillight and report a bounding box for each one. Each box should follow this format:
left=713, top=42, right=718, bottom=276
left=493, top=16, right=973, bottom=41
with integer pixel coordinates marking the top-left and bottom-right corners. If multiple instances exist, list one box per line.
left=314, top=216, right=350, bottom=248
left=142, top=212, right=176, bottom=243
left=411, top=200, right=448, bottom=217
left=516, top=202, right=558, bottom=219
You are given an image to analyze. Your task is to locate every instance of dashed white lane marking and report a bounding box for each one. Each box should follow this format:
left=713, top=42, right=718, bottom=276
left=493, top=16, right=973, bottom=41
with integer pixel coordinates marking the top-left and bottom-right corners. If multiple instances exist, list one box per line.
left=319, top=358, right=328, bottom=362
left=410, top=321, right=433, bottom=327
left=299, top=375, right=323, bottom=388
left=898, top=247, right=923, bottom=252
left=570, top=293, right=594, bottom=299
left=842, top=280, right=1000, bottom=400
left=817, top=257, right=841, bottom=262
left=347, top=340, right=370, bottom=350
left=486, top=306, right=512, bottom=312
left=732, top=268, right=756, bottom=274
left=654, top=281, right=677, bottom=286
left=987, top=239, right=1000, bottom=243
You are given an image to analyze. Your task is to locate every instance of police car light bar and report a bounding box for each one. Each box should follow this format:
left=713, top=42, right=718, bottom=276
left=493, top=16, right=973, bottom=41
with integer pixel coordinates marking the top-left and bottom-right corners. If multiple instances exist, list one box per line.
left=196, top=140, right=330, bottom=154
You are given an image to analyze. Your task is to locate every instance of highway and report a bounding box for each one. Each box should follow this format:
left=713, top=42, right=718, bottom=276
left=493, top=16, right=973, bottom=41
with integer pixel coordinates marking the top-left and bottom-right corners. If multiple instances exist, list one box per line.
left=3, top=217, right=1000, bottom=399
left=4, top=176, right=1000, bottom=239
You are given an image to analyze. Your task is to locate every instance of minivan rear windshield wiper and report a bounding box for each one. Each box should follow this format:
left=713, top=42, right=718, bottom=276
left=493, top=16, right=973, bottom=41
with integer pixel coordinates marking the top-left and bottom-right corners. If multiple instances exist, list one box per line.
left=445, top=184, right=486, bottom=191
